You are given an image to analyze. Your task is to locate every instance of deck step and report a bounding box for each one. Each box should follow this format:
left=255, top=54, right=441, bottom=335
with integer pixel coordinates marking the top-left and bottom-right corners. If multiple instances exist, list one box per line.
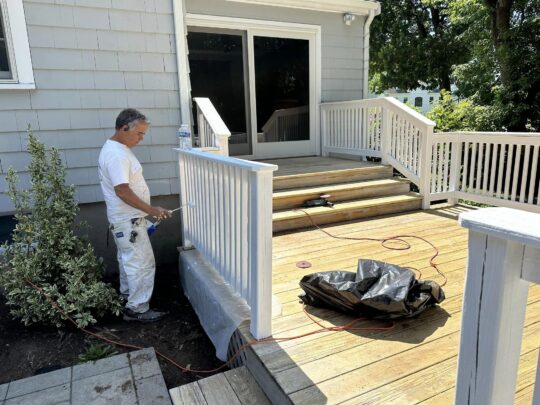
left=273, top=178, right=411, bottom=210
left=273, top=193, right=423, bottom=233
left=273, top=165, right=393, bottom=191
left=169, top=366, right=270, bottom=405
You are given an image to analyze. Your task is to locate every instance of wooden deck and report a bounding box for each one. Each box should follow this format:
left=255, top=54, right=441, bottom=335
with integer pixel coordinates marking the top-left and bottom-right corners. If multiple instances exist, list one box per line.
left=240, top=205, right=540, bottom=404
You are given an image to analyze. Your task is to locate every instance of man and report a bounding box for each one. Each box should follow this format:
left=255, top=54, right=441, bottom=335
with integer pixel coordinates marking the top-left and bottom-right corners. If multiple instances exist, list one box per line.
left=98, top=108, right=171, bottom=322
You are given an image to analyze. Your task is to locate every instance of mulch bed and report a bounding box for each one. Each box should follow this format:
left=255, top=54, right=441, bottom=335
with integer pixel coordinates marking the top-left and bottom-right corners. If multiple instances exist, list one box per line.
left=0, top=267, right=225, bottom=389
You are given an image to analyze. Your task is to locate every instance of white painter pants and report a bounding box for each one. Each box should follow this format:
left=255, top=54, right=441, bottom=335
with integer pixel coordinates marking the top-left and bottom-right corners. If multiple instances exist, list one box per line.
left=111, top=218, right=155, bottom=313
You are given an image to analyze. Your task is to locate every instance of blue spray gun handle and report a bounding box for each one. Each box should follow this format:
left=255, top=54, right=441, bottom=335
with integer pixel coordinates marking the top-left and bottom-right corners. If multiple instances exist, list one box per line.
left=147, top=220, right=161, bottom=236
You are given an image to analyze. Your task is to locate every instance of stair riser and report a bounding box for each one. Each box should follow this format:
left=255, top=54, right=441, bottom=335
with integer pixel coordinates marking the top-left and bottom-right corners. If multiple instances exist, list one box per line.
left=273, top=182, right=410, bottom=211
left=273, top=167, right=393, bottom=191
left=273, top=199, right=422, bottom=233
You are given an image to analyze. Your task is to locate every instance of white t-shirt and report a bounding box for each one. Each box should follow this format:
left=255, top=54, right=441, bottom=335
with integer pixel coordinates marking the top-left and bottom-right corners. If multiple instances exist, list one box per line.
left=98, top=139, right=150, bottom=224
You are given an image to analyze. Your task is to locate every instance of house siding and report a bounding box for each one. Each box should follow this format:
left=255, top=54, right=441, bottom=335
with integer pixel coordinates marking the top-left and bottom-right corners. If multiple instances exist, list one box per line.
left=0, top=0, right=181, bottom=214
left=185, top=0, right=368, bottom=103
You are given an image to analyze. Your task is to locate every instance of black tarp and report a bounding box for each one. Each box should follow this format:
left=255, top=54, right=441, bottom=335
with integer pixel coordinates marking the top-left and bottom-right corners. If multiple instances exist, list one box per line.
left=299, top=259, right=445, bottom=319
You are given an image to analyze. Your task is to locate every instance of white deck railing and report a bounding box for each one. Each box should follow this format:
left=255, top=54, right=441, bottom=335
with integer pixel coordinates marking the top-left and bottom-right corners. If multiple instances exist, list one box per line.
left=321, top=98, right=540, bottom=213
left=193, top=97, right=231, bottom=156
left=457, top=208, right=540, bottom=405
left=428, top=132, right=540, bottom=213
left=177, top=148, right=277, bottom=338
left=261, top=105, right=309, bottom=142
left=321, top=97, right=435, bottom=199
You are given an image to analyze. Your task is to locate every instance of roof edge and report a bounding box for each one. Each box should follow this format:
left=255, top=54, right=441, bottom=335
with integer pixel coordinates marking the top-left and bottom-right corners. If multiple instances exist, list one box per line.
left=224, top=0, right=381, bottom=16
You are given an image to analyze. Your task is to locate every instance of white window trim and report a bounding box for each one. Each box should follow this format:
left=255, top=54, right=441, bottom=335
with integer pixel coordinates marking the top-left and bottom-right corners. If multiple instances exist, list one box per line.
left=0, top=0, right=35, bottom=90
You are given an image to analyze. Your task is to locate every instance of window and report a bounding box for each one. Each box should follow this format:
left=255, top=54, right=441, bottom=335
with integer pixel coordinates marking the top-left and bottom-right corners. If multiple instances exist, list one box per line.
left=0, top=6, right=11, bottom=79
left=403, top=97, right=408, bottom=103
left=429, top=96, right=434, bottom=104
left=0, top=0, right=34, bottom=89
left=414, top=97, right=423, bottom=107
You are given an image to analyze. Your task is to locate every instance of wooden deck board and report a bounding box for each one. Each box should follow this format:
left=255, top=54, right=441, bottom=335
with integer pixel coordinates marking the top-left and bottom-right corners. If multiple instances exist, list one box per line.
left=258, top=156, right=377, bottom=177
left=253, top=207, right=540, bottom=404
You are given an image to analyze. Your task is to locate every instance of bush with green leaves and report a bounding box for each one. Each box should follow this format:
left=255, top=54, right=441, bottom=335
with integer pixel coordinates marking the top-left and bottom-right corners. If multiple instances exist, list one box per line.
left=0, top=129, right=122, bottom=328
left=427, top=90, right=499, bottom=132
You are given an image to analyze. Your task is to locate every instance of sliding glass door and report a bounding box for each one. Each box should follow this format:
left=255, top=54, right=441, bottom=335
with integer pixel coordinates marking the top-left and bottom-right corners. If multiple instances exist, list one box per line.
left=187, top=24, right=317, bottom=158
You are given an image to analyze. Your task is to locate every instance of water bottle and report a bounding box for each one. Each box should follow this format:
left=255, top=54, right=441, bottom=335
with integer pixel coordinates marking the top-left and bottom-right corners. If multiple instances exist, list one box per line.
left=177, top=124, right=192, bottom=149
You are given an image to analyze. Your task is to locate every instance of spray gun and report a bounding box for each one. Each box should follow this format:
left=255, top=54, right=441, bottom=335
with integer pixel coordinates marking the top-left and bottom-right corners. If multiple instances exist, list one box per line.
left=147, top=202, right=195, bottom=236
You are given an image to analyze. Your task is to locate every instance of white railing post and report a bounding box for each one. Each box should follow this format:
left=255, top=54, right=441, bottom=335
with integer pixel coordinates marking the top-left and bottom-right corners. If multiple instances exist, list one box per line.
left=196, top=104, right=206, bottom=148
left=419, top=125, right=434, bottom=209
left=216, top=134, right=229, bottom=156
left=448, top=133, right=462, bottom=205
left=457, top=208, right=539, bottom=405
left=380, top=104, right=392, bottom=165
left=321, top=106, right=329, bottom=156
left=177, top=153, right=192, bottom=248
left=248, top=168, right=274, bottom=339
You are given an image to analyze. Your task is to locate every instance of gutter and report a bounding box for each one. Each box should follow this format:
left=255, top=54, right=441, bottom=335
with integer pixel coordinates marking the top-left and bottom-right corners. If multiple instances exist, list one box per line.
left=363, top=9, right=376, bottom=99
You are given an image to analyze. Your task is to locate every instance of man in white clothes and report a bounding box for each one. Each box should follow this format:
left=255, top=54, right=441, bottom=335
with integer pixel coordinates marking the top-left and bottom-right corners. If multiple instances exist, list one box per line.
left=98, top=108, right=171, bottom=322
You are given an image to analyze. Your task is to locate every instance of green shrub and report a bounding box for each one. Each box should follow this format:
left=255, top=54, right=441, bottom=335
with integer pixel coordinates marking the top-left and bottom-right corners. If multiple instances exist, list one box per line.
left=427, top=90, right=498, bottom=132
left=0, top=129, right=122, bottom=328
left=78, top=343, right=118, bottom=363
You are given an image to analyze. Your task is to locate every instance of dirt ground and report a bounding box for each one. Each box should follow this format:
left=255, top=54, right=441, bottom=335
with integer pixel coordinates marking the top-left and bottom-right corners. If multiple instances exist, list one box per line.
left=0, top=267, right=225, bottom=388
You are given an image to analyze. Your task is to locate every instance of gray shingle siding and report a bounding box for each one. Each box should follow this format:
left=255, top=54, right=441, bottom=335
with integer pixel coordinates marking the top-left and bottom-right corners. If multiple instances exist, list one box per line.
left=0, top=0, right=180, bottom=213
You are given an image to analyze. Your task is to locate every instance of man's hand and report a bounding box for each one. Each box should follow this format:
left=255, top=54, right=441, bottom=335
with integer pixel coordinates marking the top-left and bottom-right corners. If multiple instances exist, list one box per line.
left=149, top=206, right=172, bottom=220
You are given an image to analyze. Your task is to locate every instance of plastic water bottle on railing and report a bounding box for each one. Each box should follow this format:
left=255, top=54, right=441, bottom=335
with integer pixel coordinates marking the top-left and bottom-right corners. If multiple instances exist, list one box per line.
left=177, top=124, right=192, bottom=149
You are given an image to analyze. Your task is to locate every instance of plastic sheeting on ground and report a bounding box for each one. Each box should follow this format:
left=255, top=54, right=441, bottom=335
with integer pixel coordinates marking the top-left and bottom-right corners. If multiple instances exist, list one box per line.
left=299, top=259, right=445, bottom=319
left=179, top=249, right=251, bottom=361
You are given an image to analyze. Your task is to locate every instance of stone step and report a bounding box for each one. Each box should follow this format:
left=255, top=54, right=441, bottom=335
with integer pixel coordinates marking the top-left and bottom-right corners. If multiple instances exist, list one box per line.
left=169, top=366, right=270, bottom=405
left=273, top=193, right=423, bottom=233
left=273, top=178, right=411, bottom=211
left=273, top=165, right=393, bottom=191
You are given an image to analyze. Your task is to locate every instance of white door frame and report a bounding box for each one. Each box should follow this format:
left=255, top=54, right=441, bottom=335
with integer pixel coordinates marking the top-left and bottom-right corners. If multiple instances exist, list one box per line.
left=185, top=14, right=321, bottom=159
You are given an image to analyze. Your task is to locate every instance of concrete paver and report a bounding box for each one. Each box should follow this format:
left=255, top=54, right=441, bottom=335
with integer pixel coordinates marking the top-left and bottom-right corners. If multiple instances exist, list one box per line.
left=135, top=375, right=170, bottom=405
left=0, top=382, right=9, bottom=401
left=5, top=368, right=70, bottom=399
left=4, top=383, right=70, bottom=405
left=1, top=347, right=171, bottom=404
left=72, top=367, right=135, bottom=405
left=72, top=352, right=129, bottom=381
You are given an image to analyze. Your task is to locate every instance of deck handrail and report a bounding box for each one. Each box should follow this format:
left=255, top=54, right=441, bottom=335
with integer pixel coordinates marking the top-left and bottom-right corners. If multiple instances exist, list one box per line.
left=177, top=147, right=277, bottom=339
left=320, top=97, right=435, bottom=200
left=457, top=208, right=540, bottom=404
left=428, top=131, right=540, bottom=213
left=321, top=98, right=540, bottom=213
left=193, top=97, right=231, bottom=156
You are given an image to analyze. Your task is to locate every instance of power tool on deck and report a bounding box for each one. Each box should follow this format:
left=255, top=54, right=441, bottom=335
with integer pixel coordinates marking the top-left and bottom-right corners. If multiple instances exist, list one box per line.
left=302, top=194, right=334, bottom=208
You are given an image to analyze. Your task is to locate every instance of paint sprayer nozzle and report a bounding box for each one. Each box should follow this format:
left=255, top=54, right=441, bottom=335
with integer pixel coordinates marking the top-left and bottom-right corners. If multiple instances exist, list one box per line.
left=148, top=202, right=195, bottom=236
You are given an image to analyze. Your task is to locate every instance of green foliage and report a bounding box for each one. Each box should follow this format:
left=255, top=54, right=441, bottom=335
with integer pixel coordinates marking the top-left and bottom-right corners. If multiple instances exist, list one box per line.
left=0, top=129, right=122, bottom=328
left=370, top=0, right=471, bottom=92
left=427, top=90, right=499, bottom=131
left=78, top=343, right=118, bottom=363
left=371, top=0, right=539, bottom=132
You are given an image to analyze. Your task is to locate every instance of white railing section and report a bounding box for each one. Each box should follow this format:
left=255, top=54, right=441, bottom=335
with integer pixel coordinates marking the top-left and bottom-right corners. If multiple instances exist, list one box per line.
left=457, top=208, right=540, bottom=405
left=193, top=97, right=231, bottom=156
left=177, top=148, right=277, bottom=339
left=320, top=97, right=435, bottom=197
left=261, top=105, right=309, bottom=143
left=428, top=132, right=540, bottom=213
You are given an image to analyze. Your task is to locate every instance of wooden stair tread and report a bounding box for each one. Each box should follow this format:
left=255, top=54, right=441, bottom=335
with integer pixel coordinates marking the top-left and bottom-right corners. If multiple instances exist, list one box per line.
left=273, top=193, right=422, bottom=221
left=169, top=366, right=270, bottom=405
left=273, top=178, right=410, bottom=198
left=273, top=165, right=393, bottom=190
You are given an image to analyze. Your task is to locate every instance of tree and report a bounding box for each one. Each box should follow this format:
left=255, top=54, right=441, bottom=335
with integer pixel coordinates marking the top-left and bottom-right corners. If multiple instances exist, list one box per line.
left=370, top=0, right=471, bottom=93
left=0, top=130, right=122, bottom=328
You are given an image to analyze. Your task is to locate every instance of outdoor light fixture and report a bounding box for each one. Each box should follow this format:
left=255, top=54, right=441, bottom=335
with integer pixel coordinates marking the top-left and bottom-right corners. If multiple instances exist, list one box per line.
left=343, top=13, right=356, bottom=25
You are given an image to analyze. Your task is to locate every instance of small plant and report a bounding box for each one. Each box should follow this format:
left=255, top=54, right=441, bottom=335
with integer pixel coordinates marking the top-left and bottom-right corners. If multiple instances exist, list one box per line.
left=0, top=128, right=122, bottom=328
left=78, top=343, right=118, bottom=363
